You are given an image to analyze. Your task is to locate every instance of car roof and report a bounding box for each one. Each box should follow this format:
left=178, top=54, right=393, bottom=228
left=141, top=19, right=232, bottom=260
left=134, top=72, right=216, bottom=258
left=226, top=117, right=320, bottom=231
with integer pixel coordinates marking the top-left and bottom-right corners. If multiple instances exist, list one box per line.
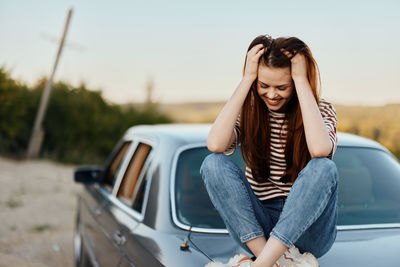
left=124, top=124, right=387, bottom=151
left=124, top=124, right=211, bottom=144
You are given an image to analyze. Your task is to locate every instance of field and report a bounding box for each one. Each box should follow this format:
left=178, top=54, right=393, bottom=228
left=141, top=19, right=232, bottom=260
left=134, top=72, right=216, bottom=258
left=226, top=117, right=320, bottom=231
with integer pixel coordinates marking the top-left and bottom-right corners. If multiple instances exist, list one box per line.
left=160, top=102, right=400, bottom=158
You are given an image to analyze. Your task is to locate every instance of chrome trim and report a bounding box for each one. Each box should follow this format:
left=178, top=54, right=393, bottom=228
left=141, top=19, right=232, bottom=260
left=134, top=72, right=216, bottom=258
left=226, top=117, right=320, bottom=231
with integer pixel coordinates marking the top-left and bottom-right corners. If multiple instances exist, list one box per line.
left=337, top=223, right=400, bottom=231
left=170, top=143, right=230, bottom=234
left=100, top=186, right=144, bottom=222
left=139, top=158, right=154, bottom=216
left=112, top=141, right=139, bottom=196
left=100, top=136, right=157, bottom=222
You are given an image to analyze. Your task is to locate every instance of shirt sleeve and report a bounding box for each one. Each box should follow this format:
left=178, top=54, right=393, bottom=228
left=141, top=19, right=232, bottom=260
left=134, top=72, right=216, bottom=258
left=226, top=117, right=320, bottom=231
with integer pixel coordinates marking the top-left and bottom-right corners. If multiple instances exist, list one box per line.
left=319, top=99, right=338, bottom=159
left=223, top=116, right=241, bottom=156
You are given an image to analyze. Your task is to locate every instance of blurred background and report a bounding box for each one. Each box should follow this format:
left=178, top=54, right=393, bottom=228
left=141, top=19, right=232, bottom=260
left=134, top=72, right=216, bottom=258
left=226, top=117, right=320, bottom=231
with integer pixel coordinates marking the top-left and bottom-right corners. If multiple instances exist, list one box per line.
left=0, top=0, right=399, bottom=266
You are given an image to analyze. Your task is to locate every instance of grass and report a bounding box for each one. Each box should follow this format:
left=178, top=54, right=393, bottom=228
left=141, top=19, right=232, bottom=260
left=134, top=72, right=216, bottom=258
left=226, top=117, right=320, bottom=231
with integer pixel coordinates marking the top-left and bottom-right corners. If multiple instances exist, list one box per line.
left=31, top=224, right=51, bottom=232
left=6, top=198, right=23, bottom=208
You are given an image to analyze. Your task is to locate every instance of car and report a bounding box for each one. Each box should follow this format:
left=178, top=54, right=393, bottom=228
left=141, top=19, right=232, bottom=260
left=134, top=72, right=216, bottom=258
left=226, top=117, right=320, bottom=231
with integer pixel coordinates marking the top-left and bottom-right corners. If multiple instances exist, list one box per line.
left=73, top=124, right=400, bottom=267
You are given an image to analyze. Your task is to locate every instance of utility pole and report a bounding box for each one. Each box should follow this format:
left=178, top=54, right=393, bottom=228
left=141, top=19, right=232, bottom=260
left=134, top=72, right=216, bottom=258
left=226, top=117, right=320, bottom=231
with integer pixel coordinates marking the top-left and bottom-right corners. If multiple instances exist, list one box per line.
left=26, top=8, right=73, bottom=158
left=145, top=77, right=154, bottom=108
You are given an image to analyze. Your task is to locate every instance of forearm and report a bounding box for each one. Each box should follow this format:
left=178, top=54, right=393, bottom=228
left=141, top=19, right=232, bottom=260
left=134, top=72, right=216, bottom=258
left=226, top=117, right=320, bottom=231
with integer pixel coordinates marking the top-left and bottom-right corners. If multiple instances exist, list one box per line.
left=294, top=78, right=332, bottom=158
left=207, top=78, right=253, bottom=152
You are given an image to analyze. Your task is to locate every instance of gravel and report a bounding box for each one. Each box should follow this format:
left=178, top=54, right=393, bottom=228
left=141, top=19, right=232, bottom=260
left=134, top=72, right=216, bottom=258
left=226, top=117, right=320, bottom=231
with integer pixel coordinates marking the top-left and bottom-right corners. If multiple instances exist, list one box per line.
left=0, top=156, right=82, bottom=267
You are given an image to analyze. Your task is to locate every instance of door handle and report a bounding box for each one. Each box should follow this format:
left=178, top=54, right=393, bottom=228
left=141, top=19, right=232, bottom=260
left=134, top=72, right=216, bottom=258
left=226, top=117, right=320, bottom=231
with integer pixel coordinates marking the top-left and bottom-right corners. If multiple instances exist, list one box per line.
left=113, top=231, right=126, bottom=246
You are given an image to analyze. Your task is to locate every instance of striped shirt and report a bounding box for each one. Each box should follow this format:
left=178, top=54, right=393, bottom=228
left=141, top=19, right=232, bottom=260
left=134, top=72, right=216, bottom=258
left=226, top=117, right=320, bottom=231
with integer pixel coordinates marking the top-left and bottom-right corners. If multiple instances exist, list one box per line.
left=224, top=99, right=338, bottom=201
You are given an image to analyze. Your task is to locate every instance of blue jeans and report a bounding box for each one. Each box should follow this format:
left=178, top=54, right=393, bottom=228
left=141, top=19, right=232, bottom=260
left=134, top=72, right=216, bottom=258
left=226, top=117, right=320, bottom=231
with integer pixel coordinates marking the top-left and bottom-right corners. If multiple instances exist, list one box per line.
left=200, top=153, right=338, bottom=258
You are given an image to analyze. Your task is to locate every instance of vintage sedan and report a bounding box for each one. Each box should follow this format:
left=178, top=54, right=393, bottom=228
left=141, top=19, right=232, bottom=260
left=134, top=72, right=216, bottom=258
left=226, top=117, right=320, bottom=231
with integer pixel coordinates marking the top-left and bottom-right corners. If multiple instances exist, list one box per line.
left=73, top=124, right=400, bottom=267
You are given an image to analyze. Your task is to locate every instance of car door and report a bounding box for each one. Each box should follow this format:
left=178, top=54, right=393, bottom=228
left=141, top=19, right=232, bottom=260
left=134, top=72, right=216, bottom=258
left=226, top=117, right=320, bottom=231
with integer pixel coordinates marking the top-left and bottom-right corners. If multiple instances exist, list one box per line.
left=108, top=140, right=162, bottom=267
left=79, top=140, right=132, bottom=266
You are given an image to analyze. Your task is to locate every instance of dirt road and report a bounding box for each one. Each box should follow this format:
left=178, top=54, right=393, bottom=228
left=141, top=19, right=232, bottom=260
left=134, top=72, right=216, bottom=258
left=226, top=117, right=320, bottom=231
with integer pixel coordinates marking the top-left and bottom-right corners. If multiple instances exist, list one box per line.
left=0, top=156, right=82, bottom=267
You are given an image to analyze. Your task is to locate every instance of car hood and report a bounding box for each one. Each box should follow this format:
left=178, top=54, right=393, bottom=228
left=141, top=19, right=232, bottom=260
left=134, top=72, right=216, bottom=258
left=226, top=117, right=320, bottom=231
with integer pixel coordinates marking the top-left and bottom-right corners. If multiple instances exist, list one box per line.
left=189, top=232, right=251, bottom=263
left=318, top=227, right=400, bottom=266
left=190, top=228, right=400, bottom=266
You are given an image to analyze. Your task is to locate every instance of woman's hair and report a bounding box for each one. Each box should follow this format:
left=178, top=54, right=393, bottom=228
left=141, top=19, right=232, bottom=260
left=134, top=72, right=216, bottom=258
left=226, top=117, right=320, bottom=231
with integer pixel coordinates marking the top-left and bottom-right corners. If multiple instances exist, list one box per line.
left=240, top=35, right=320, bottom=184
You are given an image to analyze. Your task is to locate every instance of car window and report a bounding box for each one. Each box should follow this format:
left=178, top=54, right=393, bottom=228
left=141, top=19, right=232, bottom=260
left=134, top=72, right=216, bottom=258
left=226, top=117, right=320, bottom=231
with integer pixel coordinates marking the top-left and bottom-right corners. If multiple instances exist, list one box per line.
left=174, top=147, right=245, bottom=229
left=117, top=143, right=152, bottom=206
left=175, top=145, right=400, bottom=229
left=103, top=141, right=132, bottom=191
left=333, top=147, right=400, bottom=225
left=132, top=166, right=150, bottom=213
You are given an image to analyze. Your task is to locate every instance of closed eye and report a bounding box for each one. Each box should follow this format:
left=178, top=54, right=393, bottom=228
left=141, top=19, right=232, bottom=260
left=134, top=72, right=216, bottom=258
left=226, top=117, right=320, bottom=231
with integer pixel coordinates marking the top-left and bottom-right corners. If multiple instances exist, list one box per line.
left=258, top=81, right=269, bottom=88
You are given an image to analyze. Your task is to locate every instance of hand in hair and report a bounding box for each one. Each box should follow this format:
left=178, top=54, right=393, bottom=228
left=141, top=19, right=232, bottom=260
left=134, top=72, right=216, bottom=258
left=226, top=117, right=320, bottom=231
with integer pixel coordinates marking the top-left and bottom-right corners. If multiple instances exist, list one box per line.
left=281, top=49, right=308, bottom=83
left=243, top=44, right=265, bottom=82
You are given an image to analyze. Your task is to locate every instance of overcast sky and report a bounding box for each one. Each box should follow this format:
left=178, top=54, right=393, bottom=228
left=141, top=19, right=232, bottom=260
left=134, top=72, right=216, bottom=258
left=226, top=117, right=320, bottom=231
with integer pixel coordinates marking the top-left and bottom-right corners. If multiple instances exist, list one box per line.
left=1, top=0, right=399, bottom=105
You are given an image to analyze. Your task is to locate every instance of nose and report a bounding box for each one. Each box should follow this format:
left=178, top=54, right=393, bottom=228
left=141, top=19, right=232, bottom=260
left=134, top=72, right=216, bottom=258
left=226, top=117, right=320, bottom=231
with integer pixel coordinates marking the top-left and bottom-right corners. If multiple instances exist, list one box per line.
left=266, top=87, right=278, bottom=99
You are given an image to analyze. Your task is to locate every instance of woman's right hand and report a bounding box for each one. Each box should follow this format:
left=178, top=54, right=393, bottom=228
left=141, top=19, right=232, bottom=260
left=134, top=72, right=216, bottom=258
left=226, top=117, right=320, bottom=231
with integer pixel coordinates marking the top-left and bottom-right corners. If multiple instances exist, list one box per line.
left=243, top=44, right=266, bottom=82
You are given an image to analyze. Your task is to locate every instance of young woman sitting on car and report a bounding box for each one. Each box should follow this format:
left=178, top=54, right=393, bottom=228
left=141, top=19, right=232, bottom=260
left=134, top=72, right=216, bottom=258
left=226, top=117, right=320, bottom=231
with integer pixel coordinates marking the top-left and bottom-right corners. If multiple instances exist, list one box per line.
left=200, top=34, right=338, bottom=267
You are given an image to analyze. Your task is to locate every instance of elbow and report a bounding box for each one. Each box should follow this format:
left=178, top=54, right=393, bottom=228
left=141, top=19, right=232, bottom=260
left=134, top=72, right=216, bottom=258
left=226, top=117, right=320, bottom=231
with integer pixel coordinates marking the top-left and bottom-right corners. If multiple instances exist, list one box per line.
left=206, top=139, right=226, bottom=153
left=309, top=144, right=332, bottom=159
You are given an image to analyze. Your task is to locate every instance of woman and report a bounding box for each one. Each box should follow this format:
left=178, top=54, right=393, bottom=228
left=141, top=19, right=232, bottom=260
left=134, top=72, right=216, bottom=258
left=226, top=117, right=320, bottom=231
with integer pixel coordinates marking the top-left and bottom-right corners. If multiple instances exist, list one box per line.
left=200, top=35, right=338, bottom=267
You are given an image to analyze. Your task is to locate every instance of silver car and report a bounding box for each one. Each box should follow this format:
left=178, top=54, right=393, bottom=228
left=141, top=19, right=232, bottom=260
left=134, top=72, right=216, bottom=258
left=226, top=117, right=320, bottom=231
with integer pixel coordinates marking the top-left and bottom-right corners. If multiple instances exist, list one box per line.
left=74, top=124, right=400, bottom=266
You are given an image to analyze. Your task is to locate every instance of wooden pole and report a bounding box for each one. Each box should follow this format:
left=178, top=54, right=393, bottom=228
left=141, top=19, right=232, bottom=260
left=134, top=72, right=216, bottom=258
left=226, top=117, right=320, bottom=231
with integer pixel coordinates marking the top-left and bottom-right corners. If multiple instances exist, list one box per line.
left=26, top=8, right=73, bottom=158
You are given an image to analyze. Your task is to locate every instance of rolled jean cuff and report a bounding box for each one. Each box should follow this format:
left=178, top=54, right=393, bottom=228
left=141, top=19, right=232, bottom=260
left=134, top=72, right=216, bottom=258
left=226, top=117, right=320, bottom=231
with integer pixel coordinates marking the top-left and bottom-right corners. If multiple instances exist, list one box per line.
left=240, top=231, right=264, bottom=243
left=270, top=230, right=293, bottom=249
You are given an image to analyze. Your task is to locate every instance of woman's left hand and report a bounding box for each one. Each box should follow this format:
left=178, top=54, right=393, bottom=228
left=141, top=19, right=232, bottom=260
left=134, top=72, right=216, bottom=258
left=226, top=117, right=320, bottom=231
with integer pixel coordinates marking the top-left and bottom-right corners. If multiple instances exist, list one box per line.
left=281, top=49, right=308, bottom=83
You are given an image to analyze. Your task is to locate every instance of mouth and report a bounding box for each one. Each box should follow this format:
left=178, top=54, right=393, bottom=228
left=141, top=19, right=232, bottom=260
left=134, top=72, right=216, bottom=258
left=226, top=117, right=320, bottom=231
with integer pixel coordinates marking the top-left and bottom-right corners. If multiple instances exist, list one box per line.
left=266, top=98, right=283, bottom=106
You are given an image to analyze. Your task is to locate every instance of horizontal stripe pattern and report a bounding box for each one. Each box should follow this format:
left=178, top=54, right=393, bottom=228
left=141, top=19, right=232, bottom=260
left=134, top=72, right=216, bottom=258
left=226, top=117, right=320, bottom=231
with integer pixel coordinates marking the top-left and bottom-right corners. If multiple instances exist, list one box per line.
left=224, top=98, right=337, bottom=201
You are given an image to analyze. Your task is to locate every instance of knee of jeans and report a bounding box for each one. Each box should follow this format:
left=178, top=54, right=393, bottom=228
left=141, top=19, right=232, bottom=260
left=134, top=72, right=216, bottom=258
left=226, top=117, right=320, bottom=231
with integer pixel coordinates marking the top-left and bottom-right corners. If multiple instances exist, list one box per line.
left=308, top=158, right=338, bottom=187
left=200, top=153, right=227, bottom=182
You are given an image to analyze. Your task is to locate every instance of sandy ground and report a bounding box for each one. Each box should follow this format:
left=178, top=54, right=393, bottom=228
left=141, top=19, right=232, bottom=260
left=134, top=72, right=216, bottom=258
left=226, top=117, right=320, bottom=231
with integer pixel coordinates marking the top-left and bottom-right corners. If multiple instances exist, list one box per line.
left=0, top=156, right=82, bottom=267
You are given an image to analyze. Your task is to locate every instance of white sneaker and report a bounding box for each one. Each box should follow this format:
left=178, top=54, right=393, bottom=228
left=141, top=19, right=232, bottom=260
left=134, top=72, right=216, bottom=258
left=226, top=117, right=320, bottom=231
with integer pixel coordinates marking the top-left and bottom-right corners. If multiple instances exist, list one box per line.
left=274, top=246, right=319, bottom=267
left=205, top=253, right=253, bottom=267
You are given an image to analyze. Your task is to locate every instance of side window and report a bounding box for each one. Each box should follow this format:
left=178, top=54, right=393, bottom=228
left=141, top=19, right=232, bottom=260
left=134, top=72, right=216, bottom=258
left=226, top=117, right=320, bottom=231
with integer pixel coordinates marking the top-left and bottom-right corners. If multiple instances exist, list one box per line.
left=117, top=143, right=152, bottom=207
left=132, top=167, right=150, bottom=213
left=103, top=141, right=132, bottom=191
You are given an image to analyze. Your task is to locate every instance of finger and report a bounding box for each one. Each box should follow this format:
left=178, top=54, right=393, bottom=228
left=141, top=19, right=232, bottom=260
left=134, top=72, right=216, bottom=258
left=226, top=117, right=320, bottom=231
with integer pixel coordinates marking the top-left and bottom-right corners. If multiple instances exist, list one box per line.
left=249, top=44, right=265, bottom=55
left=280, top=48, right=292, bottom=57
left=280, top=48, right=295, bottom=59
left=256, top=48, right=265, bottom=57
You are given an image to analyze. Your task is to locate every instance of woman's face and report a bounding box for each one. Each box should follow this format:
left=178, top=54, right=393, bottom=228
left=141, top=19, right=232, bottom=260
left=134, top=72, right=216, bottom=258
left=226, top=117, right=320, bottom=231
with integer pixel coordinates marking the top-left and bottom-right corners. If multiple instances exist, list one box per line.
left=257, top=65, right=294, bottom=112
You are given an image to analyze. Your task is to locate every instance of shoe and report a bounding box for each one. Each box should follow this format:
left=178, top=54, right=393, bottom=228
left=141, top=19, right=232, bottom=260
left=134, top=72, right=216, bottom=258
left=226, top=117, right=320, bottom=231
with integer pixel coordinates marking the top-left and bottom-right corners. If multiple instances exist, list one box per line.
left=273, top=246, right=318, bottom=267
left=205, top=253, right=253, bottom=267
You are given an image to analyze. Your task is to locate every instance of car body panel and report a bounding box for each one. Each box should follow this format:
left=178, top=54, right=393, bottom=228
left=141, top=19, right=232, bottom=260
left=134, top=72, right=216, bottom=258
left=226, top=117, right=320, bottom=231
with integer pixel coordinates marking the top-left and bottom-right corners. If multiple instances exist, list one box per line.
left=319, top=228, right=400, bottom=266
left=80, top=185, right=123, bottom=266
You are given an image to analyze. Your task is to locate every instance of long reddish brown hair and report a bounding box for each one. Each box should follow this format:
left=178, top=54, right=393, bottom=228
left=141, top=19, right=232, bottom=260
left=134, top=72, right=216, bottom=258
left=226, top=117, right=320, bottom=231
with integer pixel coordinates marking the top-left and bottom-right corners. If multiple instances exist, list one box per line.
left=240, top=35, right=320, bottom=184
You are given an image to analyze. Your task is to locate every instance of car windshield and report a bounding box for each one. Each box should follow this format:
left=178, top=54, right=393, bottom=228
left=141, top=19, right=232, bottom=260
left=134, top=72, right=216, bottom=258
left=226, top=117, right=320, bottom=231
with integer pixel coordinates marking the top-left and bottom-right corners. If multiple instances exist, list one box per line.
left=334, top=147, right=400, bottom=225
left=174, top=146, right=400, bottom=229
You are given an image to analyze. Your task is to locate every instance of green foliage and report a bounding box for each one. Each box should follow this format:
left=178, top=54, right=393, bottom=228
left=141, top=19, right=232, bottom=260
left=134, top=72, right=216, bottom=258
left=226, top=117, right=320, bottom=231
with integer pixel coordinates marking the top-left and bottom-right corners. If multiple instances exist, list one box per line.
left=0, top=68, right=40, bottom=155
left=0, top=67, right=171, bottom=164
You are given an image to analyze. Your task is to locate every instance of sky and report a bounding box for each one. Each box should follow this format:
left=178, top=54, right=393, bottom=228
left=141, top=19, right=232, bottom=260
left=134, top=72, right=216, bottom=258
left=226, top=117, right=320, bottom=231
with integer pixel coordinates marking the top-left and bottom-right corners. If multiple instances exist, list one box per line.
left=1, top=0, right=399, bottom=105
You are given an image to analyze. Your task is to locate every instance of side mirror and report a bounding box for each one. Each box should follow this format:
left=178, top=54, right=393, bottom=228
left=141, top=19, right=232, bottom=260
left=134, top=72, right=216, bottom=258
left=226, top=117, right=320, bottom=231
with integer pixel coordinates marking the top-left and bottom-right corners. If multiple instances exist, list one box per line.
left=74, top=166, right=103, bottom=184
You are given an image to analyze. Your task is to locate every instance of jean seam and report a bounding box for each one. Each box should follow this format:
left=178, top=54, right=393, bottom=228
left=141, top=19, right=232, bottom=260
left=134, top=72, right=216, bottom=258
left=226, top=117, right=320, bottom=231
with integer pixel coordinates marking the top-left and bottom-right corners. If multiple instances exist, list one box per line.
left=215, top=154, right=264, bottom=242
left=238, top=177, right=265, bottom=238
left=234, top=164, right=267, bottom=219
left=294, top=183, right=335, bottom=243
left=270, top=229, right=293, bottom=248
left=240, top=231, right=265, bottom=243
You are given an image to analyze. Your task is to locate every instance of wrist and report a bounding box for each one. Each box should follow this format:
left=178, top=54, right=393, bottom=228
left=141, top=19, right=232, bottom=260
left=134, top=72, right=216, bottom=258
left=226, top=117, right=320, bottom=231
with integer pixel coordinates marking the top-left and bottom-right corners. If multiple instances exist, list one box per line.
left=293, top=76, right=309, bottom=86
left=241, top=76, right=256, bottom=86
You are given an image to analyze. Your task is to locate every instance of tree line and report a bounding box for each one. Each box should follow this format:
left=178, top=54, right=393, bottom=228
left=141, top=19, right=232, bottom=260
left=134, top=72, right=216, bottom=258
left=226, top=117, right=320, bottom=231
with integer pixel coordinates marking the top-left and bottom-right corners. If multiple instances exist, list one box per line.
left=0, top=67, right=171, bottom=164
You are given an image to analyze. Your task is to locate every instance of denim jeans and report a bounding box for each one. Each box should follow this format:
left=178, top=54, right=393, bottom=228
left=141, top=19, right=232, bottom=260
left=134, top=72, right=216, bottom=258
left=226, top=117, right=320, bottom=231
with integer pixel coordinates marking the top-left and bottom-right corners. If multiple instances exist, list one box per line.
left=200, top=153, right=338, bottom=258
